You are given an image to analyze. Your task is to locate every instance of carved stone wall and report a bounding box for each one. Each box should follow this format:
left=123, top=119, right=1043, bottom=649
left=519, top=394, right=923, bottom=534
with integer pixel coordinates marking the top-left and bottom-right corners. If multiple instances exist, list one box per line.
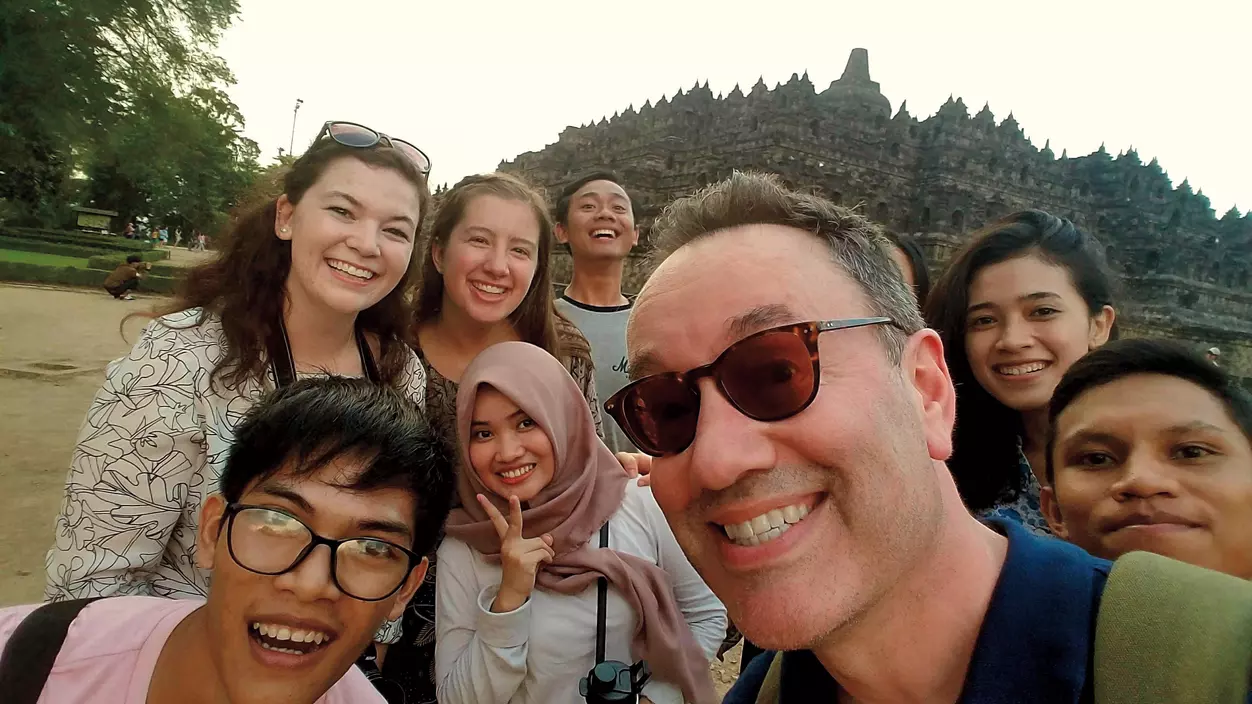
left=500, top=49, right=1252, bottom=384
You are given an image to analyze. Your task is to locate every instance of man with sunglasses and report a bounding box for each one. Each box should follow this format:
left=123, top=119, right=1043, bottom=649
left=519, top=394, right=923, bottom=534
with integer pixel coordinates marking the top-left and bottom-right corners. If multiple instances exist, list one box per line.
left=0, top=377, right=455, bottom=703
left=606, top=172, right=1252, bottom=703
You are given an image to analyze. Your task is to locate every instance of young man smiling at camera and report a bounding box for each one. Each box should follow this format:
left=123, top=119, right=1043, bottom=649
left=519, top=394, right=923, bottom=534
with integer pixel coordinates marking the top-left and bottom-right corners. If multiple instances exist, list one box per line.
left=0, top=377, right=455, bottom=704
left=554, top=170, right=642, bottom=453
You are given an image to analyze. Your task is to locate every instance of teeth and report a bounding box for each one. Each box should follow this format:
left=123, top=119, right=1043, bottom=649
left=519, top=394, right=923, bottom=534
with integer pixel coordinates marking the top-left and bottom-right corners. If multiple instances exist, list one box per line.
left=591, top=229, right=616, bottom=238
left=722, top=503, right=811, bottom=547
left=472, top=282, right=506, bottom=295
left=500, top=464, right=534, bottom=479
left=260, top=641, right=304, bottom=655
left=252, top=621, right=329, bottom=646
left=750, top=515, right=771, bottom=534
left=998, top=362, right=1047, bottom=376
left=328, top=260, right=375, bottom=280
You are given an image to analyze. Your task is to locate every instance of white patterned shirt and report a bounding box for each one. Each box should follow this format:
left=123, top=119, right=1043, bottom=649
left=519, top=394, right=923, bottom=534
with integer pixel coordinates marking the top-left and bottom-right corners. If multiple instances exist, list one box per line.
left=44, top=308, right=427, bottom=603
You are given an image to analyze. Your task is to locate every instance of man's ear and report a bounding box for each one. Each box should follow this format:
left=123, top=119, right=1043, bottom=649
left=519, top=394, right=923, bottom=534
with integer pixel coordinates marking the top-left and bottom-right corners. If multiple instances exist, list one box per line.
left=554, top=222, right=570, bottom=245
left=902, top=329, right=956, bottom=462
left=387, top=557, right=429, bottom=622
left=196, top=494, right=230, bottom=570
left=1040, top=485, right=1069, bottom=540
left=629, top=225, right=640, bottom=248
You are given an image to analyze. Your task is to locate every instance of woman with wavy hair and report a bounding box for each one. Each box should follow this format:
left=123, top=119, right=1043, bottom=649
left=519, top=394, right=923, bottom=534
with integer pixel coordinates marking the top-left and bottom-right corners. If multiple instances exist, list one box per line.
left=45, top=122, right=433, bottom=602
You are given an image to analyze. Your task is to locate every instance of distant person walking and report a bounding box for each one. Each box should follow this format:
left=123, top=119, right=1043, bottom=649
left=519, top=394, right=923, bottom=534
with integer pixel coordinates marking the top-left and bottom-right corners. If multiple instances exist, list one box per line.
left=1208, top=346, right=1222, bottom=366
left=173, top=228, right=183, bottom=248
left=102, top=254, right=148, bottom=301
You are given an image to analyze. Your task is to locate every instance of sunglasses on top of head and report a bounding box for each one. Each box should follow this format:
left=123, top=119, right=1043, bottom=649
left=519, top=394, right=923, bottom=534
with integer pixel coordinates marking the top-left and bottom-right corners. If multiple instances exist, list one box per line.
left=316, top=121, right=431, bottom=176
left=603, top=317, right=902, bottom=457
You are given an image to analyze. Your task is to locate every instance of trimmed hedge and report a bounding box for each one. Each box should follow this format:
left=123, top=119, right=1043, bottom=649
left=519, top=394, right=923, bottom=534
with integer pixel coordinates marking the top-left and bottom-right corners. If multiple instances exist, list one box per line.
left=0, top=236, right=168, bottom=261
left=87, top=252, right=176, bottom=272
left=1, top=226, right=155, bottom=253
left=0, top=260, right=179, bottom=293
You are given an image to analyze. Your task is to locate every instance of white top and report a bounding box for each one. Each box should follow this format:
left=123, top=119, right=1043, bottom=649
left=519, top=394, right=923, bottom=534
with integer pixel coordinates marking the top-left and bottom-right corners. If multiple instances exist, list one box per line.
left=44, top=308, right=427, bottom=603
left=435, top=482, right=727, bottom=704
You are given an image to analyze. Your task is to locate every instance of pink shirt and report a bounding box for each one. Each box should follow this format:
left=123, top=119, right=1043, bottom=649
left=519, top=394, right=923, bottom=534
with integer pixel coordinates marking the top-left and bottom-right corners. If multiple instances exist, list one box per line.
left=0, top=596, right=385, bottom=703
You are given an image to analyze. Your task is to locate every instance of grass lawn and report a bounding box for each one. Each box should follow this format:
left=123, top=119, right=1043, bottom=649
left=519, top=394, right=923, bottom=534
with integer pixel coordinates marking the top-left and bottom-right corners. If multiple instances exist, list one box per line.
left=0, top=249, right=90, bottom=268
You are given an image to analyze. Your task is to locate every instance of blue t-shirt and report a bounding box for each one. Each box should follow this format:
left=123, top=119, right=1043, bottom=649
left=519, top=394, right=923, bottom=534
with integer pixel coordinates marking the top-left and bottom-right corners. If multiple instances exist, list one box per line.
left=725, top=520, right=1111, bottom=703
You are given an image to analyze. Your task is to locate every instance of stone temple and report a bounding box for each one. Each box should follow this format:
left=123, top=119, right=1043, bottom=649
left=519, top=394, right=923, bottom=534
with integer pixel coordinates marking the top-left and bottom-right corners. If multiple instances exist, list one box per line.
left=497, top=49, right=1252, bottom=384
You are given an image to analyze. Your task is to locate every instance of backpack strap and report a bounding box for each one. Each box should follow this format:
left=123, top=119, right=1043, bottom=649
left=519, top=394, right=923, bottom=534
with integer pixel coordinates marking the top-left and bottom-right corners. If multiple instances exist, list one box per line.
left=0, top=597, right=103, bottom=704
left=1095, top=551, right=1252, bottom=704
left=754, top=652, right=785, bottom=704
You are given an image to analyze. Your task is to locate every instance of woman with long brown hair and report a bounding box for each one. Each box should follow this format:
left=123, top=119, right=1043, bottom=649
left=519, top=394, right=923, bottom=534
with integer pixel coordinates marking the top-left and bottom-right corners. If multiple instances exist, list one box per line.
left=924, top=210, right=1117, bottom=535
left=45, top=123, right=433, bottom=603
left=379, top=173, right=601, bottom=703
left=412, top=172, right=599, bottom=439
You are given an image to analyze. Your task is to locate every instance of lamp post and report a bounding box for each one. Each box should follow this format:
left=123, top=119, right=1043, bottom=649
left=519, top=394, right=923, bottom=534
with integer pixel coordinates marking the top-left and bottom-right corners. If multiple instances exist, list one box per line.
left=289, top=98, right=304, bottom=155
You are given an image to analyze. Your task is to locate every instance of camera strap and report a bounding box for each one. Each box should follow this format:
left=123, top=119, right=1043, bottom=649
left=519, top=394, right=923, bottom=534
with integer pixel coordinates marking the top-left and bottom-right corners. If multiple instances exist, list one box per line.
left=267, top=318, right=380, bottom=388
left=594, top=521, right=610, bottom=664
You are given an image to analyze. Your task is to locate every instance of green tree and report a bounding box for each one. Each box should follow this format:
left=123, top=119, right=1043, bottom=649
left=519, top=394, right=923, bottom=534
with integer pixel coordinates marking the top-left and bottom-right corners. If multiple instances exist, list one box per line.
left=0, top=0, right=243, bottom=224
left=82, top=81, right=260, bottom=234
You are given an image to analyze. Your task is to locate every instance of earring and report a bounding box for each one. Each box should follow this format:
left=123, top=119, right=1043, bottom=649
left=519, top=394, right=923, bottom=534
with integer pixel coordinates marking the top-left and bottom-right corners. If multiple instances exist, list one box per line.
left=280, top=227, right=289, bottom=234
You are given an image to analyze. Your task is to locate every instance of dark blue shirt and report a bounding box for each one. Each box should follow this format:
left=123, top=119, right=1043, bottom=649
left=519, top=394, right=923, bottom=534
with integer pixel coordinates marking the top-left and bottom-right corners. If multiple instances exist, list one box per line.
left=724, top=519, right=1111, bottom=703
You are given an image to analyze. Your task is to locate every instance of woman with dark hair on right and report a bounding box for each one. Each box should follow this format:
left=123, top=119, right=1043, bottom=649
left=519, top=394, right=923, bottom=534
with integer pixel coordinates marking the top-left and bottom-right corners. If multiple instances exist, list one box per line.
left=46, top=122, right=433, bottom=602
left=380, top=173, right=602, bottom=704
left=924, top=210, right=1116, bottom=535
left=884, top=231, right=931, bottom=307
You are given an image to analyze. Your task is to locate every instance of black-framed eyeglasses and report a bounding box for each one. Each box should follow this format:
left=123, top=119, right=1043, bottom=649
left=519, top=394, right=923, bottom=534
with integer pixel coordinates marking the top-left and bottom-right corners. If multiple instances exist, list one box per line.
left=604, top=318, right=901, bottom=457
left=223, top=503, right=421, bottom=602
left=316, top=121, right=431, bottom=176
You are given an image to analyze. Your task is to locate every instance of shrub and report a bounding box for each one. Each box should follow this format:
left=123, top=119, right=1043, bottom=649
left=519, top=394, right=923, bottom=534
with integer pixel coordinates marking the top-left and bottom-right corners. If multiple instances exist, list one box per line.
left=87, top=252, right=176, bottom=272
left=0, top=260, right=179, bottom=294
left=0, top=236, right=119, bottom=259
left=0, top=226, right=156, bottom=253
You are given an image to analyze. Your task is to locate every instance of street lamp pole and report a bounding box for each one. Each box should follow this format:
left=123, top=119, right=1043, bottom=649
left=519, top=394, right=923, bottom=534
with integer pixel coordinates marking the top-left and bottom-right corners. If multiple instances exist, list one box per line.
left=289, top=98, right=304, bottom=155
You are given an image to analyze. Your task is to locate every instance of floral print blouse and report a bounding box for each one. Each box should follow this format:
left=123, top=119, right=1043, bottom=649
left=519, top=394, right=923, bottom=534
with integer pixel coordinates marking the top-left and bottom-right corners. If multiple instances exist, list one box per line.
left=44, top=309, right=427, bottom=602
left=974, top=444, right=1053, bottom=537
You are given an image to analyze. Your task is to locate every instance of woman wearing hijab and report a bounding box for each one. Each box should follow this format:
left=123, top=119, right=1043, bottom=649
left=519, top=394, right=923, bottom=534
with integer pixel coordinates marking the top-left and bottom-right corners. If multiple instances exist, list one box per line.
left=435, top=342, right=726, bottom=704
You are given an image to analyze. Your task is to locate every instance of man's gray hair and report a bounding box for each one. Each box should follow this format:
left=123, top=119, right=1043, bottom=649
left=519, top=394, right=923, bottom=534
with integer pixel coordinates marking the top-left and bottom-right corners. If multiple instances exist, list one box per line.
left=647, top=171, right=926, bottom=360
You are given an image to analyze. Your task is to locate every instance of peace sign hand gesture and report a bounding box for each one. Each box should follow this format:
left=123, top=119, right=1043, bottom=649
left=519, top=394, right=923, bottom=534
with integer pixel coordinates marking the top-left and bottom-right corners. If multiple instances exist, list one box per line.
left=481, top=494, right=556, bottom=614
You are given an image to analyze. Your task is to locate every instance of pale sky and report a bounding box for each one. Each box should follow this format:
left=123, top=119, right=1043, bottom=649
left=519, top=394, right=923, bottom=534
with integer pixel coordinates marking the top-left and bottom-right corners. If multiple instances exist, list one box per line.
left=218, top=0, right=1249, bottom=214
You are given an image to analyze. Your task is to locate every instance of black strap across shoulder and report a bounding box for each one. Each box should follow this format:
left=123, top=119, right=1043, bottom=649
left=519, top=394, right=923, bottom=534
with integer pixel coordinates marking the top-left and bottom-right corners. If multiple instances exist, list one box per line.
left=594, top=521, right=610, bottom=664
left=266, top=320, right=381, bottom=388
left=0, top=597, right=103, bottom=704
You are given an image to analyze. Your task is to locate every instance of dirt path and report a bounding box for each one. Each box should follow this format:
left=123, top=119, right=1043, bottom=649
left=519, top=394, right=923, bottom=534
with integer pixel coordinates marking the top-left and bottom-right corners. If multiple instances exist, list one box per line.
left=0, top=283, right=156, bottom=604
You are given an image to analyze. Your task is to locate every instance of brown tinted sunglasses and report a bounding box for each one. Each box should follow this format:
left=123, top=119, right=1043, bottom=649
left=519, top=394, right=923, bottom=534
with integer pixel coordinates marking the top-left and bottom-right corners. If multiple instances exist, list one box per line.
left=604, top=318, right=899, bottom=457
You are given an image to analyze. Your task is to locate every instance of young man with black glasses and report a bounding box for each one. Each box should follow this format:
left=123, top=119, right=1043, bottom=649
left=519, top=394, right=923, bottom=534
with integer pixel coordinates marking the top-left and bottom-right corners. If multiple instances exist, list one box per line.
left=608, top=172, right=1252, bottom=703
left=0, top=377, right=455, bottom=704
